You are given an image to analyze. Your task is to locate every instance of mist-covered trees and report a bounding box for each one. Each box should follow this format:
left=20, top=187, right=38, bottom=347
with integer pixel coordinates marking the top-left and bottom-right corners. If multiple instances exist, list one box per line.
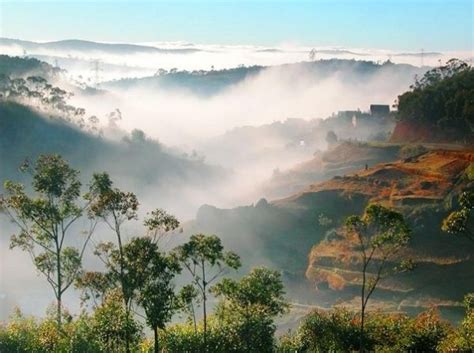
left=325, top=130, right=338, bottom=146
left=396, top=59, right=473, bottom=140
left=0, top=155, right=98, bottom=329
left=0, top=75, right=83, bottom=120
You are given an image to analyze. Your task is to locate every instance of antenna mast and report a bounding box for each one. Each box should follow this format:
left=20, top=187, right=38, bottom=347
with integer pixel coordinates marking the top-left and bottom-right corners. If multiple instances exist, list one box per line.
left=91, top=59, right=102, bottom=88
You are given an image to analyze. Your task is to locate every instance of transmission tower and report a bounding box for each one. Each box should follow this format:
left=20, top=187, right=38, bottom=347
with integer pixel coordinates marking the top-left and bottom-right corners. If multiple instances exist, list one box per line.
left=420, top=48, right=424, bottom=67
left=91, top=59, right=102, bottom=88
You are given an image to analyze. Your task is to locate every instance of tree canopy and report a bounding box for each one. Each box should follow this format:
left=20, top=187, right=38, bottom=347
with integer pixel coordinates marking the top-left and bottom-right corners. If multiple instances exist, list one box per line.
left=395, top=59, right=473, bottom=139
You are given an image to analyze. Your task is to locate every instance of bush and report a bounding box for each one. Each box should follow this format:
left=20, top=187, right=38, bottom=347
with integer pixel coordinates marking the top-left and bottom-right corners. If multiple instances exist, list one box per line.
left=91, top=290, right=143, bottom=353
left=277, top=308, right=452, bottom=353
left=438, top=294, right=474, bottom=352
left=158, top=318, right=237, bottom=353
left=0, top=309, right=99, bottom=353
left=157, top=314, right=275, bottom=353
left=289, top=308, right=363, bottom=352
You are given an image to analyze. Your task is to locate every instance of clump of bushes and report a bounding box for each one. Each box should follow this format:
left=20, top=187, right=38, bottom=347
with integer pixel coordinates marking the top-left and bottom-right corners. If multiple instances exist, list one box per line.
left=2, top=302, right=473, bottom=352
left=278, top=306, right=469, bottom=353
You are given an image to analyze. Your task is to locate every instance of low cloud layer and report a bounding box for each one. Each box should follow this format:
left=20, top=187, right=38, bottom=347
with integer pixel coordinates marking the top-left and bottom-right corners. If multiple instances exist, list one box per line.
left=1, top=38, right=472, bottom=83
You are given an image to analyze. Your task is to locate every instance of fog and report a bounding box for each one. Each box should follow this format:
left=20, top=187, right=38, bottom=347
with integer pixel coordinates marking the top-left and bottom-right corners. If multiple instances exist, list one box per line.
left=1, top=39, right=471, bottom=83
left=0, top=39, right=441, bottom=319
left=70, top=59, right=421, bottom=146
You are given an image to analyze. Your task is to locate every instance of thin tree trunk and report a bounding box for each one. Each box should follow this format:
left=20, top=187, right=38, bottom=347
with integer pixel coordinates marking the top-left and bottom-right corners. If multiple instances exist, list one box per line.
left=153, top=326, right=159, bottom=353
left=56, top=241, right=62, bottom=331
left=115, top=217, right=131, bottom=353
left=191, top=303, right=197, bottom=333
left=360, top=303, right=366, bottom=353
left=360, top=263, right=367, bottom=353
left=202, top=260, right=207, bottom=352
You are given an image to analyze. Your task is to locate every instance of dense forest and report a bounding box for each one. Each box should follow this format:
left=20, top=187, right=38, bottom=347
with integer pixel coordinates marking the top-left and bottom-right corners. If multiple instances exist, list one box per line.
left=395, top=59, right=474, bottom=141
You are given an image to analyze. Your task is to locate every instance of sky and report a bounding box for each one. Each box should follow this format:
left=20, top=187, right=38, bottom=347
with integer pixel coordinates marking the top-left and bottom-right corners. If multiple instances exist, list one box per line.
left=0, top=0, right=472, bottom=51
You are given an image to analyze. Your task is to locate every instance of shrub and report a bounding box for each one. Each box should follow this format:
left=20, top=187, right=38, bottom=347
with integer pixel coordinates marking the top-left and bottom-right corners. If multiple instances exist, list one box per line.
left=438, top=294, right=474, bottom=352
left=0, top=309, right=100, bottom=353
left=90, top=290, right=143, bottom=353
left=277, top=308, right=452, bottom=353
left=294, top=308, right=363, bottom=352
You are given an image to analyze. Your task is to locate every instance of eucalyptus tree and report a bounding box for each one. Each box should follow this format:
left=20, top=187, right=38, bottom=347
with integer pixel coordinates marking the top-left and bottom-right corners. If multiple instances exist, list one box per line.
left=176, top=234, right=241, bottom=350
left=212, top=267, right=288, bottom=352
left=0, top=155, right=98, bottom=329
left=120, top=236, right=181, bottom=353
left=344, top=204, right=412, bottom=352
left=86, top=172, right=138, bottom=310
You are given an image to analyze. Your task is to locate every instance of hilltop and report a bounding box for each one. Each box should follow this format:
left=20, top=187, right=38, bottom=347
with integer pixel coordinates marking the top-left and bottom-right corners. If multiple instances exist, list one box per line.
left=0, top=102, right=225, bottom=216
left=188, top=146, right=474, bottom=319
left=263, top=141, right=400, bottom=199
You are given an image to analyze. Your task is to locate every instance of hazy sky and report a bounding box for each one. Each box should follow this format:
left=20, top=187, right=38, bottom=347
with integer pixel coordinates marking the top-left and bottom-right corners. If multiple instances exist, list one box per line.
left=0, top=0, right=472, bottom=51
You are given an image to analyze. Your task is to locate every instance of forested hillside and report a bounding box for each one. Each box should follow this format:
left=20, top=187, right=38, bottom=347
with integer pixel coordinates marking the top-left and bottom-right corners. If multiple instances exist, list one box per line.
left=0, top=102, right=223, bottom=197
left=392, top=59, right=474, bottom=143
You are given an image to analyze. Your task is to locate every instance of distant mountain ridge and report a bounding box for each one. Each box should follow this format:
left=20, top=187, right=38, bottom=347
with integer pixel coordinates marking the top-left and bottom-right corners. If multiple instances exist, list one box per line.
left=0, top=38, right=201, bottom=54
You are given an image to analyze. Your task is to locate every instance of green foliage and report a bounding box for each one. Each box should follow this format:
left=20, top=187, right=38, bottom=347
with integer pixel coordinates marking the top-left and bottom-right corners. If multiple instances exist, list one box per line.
left=212, top=267, right=289, bottom=353
left=157, top=318, right=236, bottom=353
left=155, top=314, right=276, bottom=353
left=176, top=233, right=241, bottom=348
left=442, top=189, right=474, bottom=240
left=465, top=163, right=474, bottom=181
left=279, top=308, right=452, bottom=353
left=0, top=309, right=99, bottom=353
left=212, top=267, right=288, bottom=318
left=438, top=293, right=474, bottom=352
left=75, top=271, right=113, bottom=309
left=344, top=204, right=412, bottom=350
left=396, top=59, right=473, bottom=140
left=280, top=308, right=362, bottom=352
left=91, top=290, right=143, bottom=353
left=0, top=55, right=59, bottom=77
left=0, top=74, right=94, bottom=130
left=0, top=154, right=97, bottom=328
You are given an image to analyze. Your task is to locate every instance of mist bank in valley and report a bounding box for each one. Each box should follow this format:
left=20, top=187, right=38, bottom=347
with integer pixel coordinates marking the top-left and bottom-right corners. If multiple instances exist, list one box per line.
left=74, top=59, right=426, bottom=165
left=2, top=37, right=472, bottom=83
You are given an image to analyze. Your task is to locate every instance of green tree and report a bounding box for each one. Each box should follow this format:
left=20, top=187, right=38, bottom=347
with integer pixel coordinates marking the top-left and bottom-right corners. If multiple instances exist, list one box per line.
left=442, top=190, right=473, bottom=240
left=86, top=172, right=138, bottom=352
left=176, top=234, right=241, bottom=351
left=126, top=237, right=181, bottom=353
left=177, top=284, right=200, bottom=333
left=212, top=267, right=288, bottom=352
left=344, top=204, right=412, bottom=352
left=75, top=271, right=113, bottom=309
left=0, top=155, right=98, bottom=330
left=395, top=59, right=473, bottom=141
left=91, top=289, right=142, bottom=353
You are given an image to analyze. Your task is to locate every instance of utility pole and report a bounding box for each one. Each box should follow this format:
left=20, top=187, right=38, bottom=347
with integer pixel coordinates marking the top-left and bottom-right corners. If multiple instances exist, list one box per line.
left=420, top=48, right=424, bottom=67
left=91, top=59, right=102, bottom=88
